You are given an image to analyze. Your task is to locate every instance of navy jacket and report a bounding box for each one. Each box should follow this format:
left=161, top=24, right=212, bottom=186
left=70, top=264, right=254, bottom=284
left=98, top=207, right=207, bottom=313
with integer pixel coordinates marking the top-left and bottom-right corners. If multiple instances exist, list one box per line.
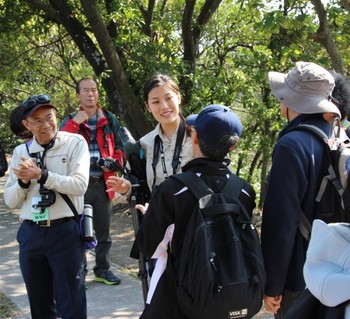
left=261, top=114, right=332, bottom=296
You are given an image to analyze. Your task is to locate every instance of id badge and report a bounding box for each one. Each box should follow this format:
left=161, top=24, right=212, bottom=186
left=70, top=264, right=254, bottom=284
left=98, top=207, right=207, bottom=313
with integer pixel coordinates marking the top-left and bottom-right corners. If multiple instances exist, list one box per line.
left=31, top=196, right=49, bottom=221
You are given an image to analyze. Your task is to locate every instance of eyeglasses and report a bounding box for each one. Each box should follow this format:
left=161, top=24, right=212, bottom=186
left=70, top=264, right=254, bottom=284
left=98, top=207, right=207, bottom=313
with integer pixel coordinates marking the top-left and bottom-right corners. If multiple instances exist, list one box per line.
left=23, top=94, right=51, bottom=110
left=26, top=113, right=56, bottom=127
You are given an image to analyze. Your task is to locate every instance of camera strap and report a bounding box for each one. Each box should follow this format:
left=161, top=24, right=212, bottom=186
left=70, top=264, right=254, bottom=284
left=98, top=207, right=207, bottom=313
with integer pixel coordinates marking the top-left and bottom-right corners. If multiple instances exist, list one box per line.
left=60, top=193, right=80, bottom=223
left=27, top=145, right=80, bottom=222
left=26, top=137, right=57, bottom=211
left=26, top=135, right=57, bottom=170
left=151, top=119, right=185, bottom=191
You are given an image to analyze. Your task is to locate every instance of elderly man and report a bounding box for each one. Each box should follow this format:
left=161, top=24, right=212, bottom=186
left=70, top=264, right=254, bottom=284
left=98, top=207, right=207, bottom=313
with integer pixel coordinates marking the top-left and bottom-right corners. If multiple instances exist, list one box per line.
left=4, top=94, right=89, bottom=319
left=60, top=77, right=125, bottom=286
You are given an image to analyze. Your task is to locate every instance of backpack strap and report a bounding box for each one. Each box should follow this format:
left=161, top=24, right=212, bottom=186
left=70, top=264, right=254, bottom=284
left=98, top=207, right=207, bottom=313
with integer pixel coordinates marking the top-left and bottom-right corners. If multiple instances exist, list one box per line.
left=221, top=174, right=246, bottom=199
left=298, top=212, right=312, bottom=241
left=102, top=109, right=115, bottom=128
left=172, top=171, right=212, bottom=199
left=173, top=171, right=247, bottom=219
left=292, top=124, right=329, bottom=141
left=60, top=193, right=80, bottom=223
left=289, top=124, right=339, bottom=204
left=288, top=123, right=338, bottom=241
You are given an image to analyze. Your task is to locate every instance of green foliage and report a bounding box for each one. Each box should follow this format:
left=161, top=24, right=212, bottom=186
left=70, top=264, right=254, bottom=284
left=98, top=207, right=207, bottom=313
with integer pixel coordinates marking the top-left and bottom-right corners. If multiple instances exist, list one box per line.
left=0, top=0, right=350, bottom=206
left=0, top=0, right=93, bottom=150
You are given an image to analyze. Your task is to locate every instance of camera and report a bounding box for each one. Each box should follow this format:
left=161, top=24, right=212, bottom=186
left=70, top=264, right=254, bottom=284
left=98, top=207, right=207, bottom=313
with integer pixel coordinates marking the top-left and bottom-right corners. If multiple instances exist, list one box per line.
left=37, top=187, right=56, bottom=208
left=90, top=156, right=123, bottom=172
left=96, top=158, right=122, bottom=172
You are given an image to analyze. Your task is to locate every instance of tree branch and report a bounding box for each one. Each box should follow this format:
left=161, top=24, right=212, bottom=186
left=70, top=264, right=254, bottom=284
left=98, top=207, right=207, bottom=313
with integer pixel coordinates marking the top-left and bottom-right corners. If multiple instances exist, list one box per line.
left=310, top=0, right=344, bottom=73
left=23, top=0, right=62, bottom=23
left=138, top=0, right=157, bottom=37
left=180, top=0, right=223, bottom=105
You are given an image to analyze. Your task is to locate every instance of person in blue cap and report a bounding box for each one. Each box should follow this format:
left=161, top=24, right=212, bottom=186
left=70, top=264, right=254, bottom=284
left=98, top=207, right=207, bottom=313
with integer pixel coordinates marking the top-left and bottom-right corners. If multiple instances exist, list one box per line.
left=4, top=94, right=89, bottom=319
left=130, top=104, right=256, bottom=318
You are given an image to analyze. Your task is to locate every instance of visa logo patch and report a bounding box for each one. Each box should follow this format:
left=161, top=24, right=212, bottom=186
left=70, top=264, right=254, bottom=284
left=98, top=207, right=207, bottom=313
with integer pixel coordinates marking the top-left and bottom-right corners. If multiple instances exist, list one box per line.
left=228, top=308, right=248, bottom=318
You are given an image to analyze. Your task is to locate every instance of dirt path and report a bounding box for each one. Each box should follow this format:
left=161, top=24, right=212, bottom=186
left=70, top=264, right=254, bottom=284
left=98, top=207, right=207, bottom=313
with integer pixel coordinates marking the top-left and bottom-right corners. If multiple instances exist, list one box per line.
left=1, top=156, right=272, bottom=318
left=110, top=203, right=139, bottom=273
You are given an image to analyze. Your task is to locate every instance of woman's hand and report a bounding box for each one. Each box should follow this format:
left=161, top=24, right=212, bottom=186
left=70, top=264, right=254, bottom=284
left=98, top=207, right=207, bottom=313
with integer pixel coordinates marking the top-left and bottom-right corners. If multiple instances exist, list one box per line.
left=106, top=175, right=131, bottom=194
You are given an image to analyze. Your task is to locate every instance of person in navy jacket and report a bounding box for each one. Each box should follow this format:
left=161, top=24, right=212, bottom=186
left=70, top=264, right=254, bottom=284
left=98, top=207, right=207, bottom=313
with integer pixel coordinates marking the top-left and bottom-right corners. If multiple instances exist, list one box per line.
left=261, top=61, right=341, bottom=318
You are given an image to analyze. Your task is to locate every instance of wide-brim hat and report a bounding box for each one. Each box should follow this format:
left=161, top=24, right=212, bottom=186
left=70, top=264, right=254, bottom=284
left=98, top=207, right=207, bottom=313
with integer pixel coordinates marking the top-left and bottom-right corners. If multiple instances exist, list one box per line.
left=268, top=61, right=341, bottom=117
left=304, top=219, right=350, bottom=307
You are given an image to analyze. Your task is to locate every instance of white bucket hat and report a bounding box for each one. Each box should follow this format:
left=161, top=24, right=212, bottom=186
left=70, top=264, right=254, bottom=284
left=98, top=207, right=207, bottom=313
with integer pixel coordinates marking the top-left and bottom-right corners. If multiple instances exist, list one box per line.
left=304, top=219, right=350, bottom=307
left=268, top=61, right=341, bottom=117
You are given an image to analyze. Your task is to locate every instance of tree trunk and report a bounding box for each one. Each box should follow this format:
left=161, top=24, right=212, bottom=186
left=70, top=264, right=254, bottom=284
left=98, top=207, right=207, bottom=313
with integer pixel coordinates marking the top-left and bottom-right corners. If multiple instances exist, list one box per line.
left=24, top=0, right=152, bottom=139
left=80, top=0, right=151, bottom=138
left=180, top=0, right=223, bottom=105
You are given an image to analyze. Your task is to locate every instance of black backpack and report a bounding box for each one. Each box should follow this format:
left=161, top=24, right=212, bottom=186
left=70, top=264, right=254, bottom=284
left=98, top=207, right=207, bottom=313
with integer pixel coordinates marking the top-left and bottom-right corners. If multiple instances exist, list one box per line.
left=171, top=171, right=266, bottom=319
left=290, top=120, right=350, bottom=240
left=0, top=141, right=8, bottom=178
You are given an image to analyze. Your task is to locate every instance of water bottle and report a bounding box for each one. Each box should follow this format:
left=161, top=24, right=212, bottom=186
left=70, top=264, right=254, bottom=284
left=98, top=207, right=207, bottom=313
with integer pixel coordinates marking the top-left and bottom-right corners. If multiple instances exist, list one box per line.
left=83, top=204, right=94, bottom=241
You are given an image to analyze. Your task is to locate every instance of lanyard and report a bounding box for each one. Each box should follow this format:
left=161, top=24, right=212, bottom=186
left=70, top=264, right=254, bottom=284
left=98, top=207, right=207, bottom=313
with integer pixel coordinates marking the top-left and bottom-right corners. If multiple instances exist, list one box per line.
left=26, top=136, right=56, bottom=186
left=151, top=119, right=185, bottom=191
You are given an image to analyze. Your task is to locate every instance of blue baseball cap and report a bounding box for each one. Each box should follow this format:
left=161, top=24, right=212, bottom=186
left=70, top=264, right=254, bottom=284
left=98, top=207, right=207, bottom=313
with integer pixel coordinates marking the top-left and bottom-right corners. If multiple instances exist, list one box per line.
left=186, top=104, right=243, bottom=151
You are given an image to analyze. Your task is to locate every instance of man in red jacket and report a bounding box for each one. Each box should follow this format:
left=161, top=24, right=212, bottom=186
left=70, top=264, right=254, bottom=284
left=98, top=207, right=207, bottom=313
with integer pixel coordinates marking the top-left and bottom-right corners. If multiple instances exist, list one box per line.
left=60, top=77, right=125, bottom=286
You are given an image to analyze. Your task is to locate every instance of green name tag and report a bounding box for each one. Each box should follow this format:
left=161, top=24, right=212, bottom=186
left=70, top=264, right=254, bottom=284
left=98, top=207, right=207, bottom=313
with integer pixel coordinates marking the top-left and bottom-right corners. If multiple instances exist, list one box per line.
left=33, top=207, right=49, bottom=221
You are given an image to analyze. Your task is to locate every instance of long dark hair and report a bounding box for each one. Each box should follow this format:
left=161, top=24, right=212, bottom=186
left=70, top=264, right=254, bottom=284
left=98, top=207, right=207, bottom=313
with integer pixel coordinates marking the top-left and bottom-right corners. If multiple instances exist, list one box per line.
left=143, top=73, right=191, bottom=135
